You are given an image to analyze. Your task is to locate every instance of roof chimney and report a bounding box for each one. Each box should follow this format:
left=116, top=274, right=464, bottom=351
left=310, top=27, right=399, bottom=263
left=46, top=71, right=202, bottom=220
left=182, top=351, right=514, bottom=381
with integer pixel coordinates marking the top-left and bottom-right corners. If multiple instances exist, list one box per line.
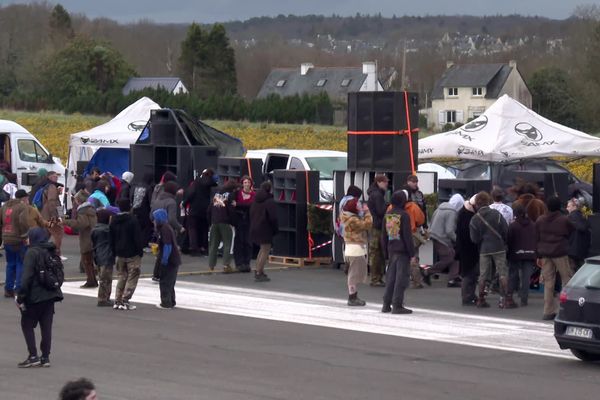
left=509, top=60, right=517, bottom=68
left=446, top=60, right=454, bottom=69
left=300, top=63, right=314, bottom=75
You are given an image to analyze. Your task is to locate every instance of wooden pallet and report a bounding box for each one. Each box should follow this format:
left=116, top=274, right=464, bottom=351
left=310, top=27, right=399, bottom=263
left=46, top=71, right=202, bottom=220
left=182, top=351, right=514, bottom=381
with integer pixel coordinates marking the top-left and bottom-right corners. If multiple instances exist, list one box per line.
left=268, top=255, right=332, bottom=267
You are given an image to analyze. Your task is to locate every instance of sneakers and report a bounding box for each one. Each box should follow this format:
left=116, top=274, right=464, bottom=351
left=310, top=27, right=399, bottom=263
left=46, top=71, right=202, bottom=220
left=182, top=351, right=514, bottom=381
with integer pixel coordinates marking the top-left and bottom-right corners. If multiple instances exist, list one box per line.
left=447, top=280, right=461, bottom=288
left=39, top=357, right=50, bottom=367
left=113, top=302, right=122, bottom=310
left=80, top=282, right=98, bottom=289
left=97, top=300, right=114, bottom=307
left=156, top=303, right=174, bottom=309
left=392, top=306, right=413, bottom=314
left=18, top=356, right=40, bottom=368
left=255, top=273, right=271, bottom=282
left=223, top=266, right=234, bottom=274
left=151, top=277, right=160, bottom=283
left=114, top=302, right=136, bottom=310
left=381, top=303, right=392, bottom=313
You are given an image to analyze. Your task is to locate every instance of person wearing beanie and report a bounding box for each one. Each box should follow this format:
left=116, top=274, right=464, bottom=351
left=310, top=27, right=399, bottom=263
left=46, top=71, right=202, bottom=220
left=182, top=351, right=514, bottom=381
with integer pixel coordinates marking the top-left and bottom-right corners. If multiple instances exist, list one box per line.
left=92, top=209, right=116, bottom=307
left=341, top=197, right=372, bottom=306
left=398, top=189, right=426, bottom=289
left=456, top=195, right=480, bottom=306
left=150, top=180, right=183, bottom=236
left=249, top=181, right=278, bottom=282
left=17, top=189, right=49, bottom=231
left=109, top=198, right=143, bottom=310
left=153, top=208, right=181, bottom=309
left=536, top=196, right=575, bottom=320
left=64, top=199, right=98, bottom=288
left=16, top=227, right=62, bottom=368
left=40, top=171, right=64, bottom=257
left=367, top=175, right=389, bottom=287
left=118, top=171, right=134, bottom=205
left=381, top=190, right=416, bottom=314
left=0, top=187, right=30, bottom=297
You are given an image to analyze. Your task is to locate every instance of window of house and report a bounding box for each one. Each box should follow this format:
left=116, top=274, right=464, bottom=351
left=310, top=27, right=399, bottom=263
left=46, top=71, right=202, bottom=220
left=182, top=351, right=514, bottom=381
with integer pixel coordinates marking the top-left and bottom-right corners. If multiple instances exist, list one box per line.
left=341, top=79, right=351, bottom=87
left=276, top=80, right=286, bottom=87
left=316, top=79, right=327, bottom=87
left=446, top=110, right=457, bottom=123
left=448, top=87, right=458, bottom=96
left=472, top=87, right=483, bottom=96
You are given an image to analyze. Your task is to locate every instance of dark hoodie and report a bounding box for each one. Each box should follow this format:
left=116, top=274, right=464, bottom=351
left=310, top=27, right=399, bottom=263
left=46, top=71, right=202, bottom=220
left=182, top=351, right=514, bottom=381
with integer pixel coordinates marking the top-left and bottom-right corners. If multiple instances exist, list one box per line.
left=367, top=183, right=387, bottom=231
left=92, top=223, right=114, bottom=267
left=207, top=185, right=237, bottom=226
left=507, top=215, right=537, bottom=261
left=381, top=191, right=415, bottom=259
left=568, top=210, right=591, bottom=261
left=184, top=174, right=217, bottom=217
left=109, top=212, right=143, bottom=258
left=249, top=189, right=278, bottom=245
left=536, top=211, right=574, bottom=258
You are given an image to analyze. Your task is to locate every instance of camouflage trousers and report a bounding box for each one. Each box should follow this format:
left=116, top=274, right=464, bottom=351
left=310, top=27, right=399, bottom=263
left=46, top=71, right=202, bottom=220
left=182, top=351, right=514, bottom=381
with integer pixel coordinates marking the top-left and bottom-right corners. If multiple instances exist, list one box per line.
left=115, top=256, right=141, bottom=303
left=97, top=265, right=114, bottom=302
left=368, top=228, right=385, bottom=284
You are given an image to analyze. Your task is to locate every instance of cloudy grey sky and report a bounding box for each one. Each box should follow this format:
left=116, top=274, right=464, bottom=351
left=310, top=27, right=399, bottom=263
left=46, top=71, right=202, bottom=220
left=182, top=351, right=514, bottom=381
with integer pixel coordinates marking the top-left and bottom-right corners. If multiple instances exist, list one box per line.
left=1, top=0, right=597, bottom=22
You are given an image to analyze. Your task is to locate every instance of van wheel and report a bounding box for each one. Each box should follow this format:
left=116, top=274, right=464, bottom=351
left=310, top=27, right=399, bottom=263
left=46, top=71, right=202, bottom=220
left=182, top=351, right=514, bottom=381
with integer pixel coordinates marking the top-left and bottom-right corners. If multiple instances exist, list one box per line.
left=570, top=349, right=600, bottom=362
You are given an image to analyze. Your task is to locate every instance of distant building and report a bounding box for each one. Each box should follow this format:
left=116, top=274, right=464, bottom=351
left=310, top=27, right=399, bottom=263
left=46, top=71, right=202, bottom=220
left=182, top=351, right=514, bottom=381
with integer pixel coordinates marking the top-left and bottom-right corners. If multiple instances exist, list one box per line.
left=122, top=77, right=188, bottom=96
left=428, top=60, right=532, bottom=130
left=256, top=62, right=386, bottom=102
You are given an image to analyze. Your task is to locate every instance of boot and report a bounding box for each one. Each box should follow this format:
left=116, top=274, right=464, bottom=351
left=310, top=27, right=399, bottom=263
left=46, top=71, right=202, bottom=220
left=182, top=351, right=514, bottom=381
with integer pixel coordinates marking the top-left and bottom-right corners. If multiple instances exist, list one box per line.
left=348, top=292, right=366, bottom=307
left=381, top=301, right=392, bottom=313
left=392, top=304, right=413, bottom=314
left=82, top=261, right=98, bottom=288
left=410, top=262, right=424, bottom=289
left=476, top=286, right=489, bottom=308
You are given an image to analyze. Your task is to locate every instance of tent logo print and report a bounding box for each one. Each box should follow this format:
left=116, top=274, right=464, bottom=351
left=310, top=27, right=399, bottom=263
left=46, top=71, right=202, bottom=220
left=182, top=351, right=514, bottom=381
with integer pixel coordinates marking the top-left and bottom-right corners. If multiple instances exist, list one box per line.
left=515, top=122, right=543, bottom=142
left=462, top=116, right=488, bottom=132
left=128, top=120, right=147, bottom=132
left=80, top=137, right=89, bottom=144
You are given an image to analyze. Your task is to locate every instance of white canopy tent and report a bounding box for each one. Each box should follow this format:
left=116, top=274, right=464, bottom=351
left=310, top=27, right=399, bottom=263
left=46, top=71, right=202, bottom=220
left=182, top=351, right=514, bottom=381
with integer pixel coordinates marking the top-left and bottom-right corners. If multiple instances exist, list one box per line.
left=419, top=94, right=600, bottom=162
left=66, top=97, right=160, bottom=190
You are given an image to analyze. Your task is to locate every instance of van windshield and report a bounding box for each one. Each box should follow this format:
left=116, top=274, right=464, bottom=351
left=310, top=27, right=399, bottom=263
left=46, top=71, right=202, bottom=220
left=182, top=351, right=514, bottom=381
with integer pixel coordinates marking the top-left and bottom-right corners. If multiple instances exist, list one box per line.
left=305, top=157, right=347, bottom=180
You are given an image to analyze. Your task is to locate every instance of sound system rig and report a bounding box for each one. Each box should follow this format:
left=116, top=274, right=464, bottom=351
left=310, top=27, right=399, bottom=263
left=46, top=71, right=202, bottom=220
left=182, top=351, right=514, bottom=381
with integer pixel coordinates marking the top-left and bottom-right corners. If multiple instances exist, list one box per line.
left=216, top=157, right=264, bottom=187
left=502, top=171, right=570, bottom=203
left=130, top=109, right=218, bottom=187
left=437, top=179, right=492, bottom=203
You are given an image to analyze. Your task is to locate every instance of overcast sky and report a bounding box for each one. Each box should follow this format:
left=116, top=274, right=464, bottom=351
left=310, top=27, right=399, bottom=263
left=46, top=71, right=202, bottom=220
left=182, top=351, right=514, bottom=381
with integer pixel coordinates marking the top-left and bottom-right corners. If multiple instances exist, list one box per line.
left=1, top=0, right=597, bottom=23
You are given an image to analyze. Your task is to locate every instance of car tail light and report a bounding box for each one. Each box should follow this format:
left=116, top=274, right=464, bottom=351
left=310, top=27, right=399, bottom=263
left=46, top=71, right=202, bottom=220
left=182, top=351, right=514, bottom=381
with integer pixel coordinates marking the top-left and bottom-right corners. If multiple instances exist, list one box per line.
left=559, top=290, right=568, bottom=304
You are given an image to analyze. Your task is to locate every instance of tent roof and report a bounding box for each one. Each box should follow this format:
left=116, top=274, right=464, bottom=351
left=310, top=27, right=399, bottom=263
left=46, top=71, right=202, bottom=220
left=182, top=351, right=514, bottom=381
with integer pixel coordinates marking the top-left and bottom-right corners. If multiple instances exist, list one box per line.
left=419, top=94, right=600, bottom=162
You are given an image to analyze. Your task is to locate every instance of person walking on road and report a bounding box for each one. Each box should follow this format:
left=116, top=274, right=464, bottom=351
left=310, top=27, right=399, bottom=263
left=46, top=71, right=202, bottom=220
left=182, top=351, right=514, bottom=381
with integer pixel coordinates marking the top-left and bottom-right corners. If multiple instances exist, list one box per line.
left=456, top=195, right=479, bottom=306
left=367, top=174, right=389, bottom=287
left=16, top=227, right=63, bottom=368
left=381, top=190, right=416, bottom=314
left=92, top=209, right=116, bottom=307
left=64, top=200, right=98, bottom=288
left=341, top=197, right=372, bottom=306
left=153, top=209, right=181, bottom=309
left=110, top=199, right=144, bottom=310
left=426, top=193, right=463, bottom=287
left=536, top=196, right=575, bottom=320
left=233, top=176, right=256, bottom=272
left=507, top=204, right=536, bottom=307
left=1, top=189, right=30, bottom=297
left=249, top=181, right=278, bottom=282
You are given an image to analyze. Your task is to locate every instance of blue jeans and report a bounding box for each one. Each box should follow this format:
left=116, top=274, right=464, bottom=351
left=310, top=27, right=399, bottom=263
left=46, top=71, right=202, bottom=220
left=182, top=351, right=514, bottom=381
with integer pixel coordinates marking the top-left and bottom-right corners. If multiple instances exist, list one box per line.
left=5, top=244, right=25, bottom=292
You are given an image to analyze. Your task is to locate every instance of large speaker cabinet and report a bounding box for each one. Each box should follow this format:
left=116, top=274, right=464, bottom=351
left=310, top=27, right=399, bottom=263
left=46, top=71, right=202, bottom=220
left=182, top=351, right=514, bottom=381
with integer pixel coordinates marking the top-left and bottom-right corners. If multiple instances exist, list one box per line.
left=217, top=157, right=264, bottom=187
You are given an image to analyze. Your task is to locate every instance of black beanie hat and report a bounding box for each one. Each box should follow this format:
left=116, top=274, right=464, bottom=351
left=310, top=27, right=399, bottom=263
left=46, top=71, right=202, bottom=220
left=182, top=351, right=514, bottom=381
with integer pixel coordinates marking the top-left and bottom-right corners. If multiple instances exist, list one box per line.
left=346, top=185, right=362, bottom=198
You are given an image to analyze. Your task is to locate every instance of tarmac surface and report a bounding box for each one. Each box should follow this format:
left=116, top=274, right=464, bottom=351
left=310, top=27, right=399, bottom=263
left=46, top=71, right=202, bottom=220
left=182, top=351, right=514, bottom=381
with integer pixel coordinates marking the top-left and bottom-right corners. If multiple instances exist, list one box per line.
left=0, top=235, right=598, bottom=399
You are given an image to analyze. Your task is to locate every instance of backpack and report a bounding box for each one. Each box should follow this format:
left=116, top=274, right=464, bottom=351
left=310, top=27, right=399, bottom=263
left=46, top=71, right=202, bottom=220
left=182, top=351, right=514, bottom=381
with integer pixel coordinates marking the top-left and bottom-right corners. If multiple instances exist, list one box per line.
left=36, top=249, right=64, bottom=290
left=132, top=186, right=147, bottom=210
left=32, top=184, right=50, bottom=210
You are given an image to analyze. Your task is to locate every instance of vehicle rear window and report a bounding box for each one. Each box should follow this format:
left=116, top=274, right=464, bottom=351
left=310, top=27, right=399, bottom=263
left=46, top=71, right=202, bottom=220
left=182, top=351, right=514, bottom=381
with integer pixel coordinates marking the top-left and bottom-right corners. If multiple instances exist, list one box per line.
left=568, top=263, right=600, bottom=289
left=305, top=157, right=347, bottom=180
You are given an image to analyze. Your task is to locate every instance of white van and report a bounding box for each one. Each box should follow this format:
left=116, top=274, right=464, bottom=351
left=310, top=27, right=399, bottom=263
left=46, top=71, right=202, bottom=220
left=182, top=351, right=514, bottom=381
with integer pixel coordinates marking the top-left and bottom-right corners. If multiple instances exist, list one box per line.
left=245, top=149, right=347, bottom=202
left=0, top=120, right=66, bottom=190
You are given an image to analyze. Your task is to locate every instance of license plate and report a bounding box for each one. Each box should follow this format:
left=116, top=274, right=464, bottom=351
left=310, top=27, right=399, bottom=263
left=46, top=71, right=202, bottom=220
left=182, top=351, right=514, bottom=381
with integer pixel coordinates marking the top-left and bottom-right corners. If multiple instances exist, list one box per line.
left=566, top=326, right=593, bottom=339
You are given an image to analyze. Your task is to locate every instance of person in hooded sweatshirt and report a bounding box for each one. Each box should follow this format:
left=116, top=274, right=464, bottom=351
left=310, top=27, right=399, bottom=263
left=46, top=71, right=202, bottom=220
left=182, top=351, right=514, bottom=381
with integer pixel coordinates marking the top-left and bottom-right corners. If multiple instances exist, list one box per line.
left=16, top=227, right=63, bottom=368
left=536, top=196, right=575, bottom=320
left=249, top=181, right=278, bottom=282
left=367, top=174, right=389, bottom=287
left=341, top=197, right=372, bottom=306
left=64, top=199, right=98, bottom=288
left=88, top=180, right=111, bottom=208
left=397, top=189, right=426, bottom=289
left=426, top=193, right=464, bottom=287
left=150, top=181, right=183, bottom=281
left=131, top=172, right=154, bottom=248
left=118, top=171, right=134, bottom=205
left=566, top=197, right=591, bottom=271
left=456, top=195, right=479, bottom=306
left=183, top=168, right=217, bottom=256
left=507, top=204, right=536, bottom=308
left=469, top=191, right=509, bottom=309
left=153, top=209, right=181, bottom=309
left=110, top=199, right=144, bottom=311
left=208, top=180, right=238, bottom=274
left=381, top=190, right=416, bottom=314
left=92, top=209, right=116, bottom=307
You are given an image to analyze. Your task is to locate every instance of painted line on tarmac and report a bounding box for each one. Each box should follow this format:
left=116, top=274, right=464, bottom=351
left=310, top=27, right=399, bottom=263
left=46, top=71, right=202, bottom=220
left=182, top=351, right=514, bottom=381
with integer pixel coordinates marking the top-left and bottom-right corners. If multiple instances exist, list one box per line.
left=61, top=279, right=573, bottom=360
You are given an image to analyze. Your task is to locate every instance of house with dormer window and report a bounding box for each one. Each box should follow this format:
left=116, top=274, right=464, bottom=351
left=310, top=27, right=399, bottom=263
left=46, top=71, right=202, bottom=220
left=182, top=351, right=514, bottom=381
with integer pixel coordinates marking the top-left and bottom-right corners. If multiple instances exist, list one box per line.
left=429, top=60, right=532, bottom=130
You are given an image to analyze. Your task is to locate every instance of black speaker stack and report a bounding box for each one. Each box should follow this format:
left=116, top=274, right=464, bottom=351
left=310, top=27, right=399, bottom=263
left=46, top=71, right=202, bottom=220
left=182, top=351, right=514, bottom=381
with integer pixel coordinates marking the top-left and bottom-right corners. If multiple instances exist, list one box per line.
left=437, top=179, right=492, bottom=203
left=216, top=157, right=264, bottom=187
left=272, top=170, right=319, bottom=258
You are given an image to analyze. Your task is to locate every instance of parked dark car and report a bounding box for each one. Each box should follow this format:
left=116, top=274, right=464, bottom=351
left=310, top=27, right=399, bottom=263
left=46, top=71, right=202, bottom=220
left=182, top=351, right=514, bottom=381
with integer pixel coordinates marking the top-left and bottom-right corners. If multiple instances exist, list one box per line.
left=554, top=257, right=600, bottom=361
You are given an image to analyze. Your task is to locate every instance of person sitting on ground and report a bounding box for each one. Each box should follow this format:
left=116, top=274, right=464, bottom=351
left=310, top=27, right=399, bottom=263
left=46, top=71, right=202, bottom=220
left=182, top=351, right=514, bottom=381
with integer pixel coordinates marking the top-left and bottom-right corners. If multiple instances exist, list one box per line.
left=426, top=193, right=463, bottom=287
left=566, top=197, right=591, bottom=271
left=249, top=181, right=279, bottom=282
left=153, top=208, right=182, bottom=309
left=92, top=209, right=116, bottom=307
left=507, top=204, right=536, bottom=308
left=341, top=197, right=372, bottom=306
left=381, top=190, right=416, bottom=314
left=59, top=378, right=97, bottom=400
left=490, top=187, right=513, bottom=225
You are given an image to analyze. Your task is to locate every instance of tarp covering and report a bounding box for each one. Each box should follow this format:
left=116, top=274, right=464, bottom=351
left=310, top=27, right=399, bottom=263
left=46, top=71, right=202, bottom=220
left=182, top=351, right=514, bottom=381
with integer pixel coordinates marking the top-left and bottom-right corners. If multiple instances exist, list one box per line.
left=419, top=95, right=600, bottom=162
left=83, top=148, right=130, bottom=179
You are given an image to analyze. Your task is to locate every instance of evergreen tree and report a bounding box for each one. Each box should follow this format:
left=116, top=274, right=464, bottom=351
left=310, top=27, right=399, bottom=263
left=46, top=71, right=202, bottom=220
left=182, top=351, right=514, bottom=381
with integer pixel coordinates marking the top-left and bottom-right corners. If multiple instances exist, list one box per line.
left=49, top=4, right=74, bottom=43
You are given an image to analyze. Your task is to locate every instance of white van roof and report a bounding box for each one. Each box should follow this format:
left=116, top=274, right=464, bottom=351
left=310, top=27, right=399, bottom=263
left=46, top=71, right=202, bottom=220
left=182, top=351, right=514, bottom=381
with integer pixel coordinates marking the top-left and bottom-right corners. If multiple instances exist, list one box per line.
left=246, top=149, right=347, bottom=158
left=0, top=120, right=30, bottom=134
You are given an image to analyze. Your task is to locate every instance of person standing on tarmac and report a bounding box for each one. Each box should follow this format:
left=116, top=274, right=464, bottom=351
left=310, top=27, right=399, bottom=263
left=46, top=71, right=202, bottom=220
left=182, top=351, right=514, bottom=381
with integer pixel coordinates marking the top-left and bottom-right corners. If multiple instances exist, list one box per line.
left=153, top=209, right=181, bottom=309
left=367, top=174, right=389, bottom=287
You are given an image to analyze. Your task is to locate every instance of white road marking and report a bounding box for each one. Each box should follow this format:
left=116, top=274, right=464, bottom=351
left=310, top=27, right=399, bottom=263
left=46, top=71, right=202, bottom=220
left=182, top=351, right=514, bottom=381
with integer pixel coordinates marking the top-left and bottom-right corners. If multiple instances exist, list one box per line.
left=61, top=280, right=573, bottom=360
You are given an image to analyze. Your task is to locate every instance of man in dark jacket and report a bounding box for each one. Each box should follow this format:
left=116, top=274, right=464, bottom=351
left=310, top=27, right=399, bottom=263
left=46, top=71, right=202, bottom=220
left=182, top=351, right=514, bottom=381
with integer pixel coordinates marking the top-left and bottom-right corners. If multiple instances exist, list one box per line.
left=566, top=197, right=590, bottom=271
left=118, top=171, right=134, bottom=205
left=183, top=169, right=217, bottom=255
left=456, top=195, right=479, bottom=306
left=367, top=174, right=388, bottom=286
left=92, top=209, right=116, bottom=307
left=507, top=204, right=536, bottom=307
left=469, top=191, right=509, bottom=309
left=250, top=181, right=278, bottom=282
left=64, top=201, right=98, bottom=288
left=381, top=190, right=416, bottom=314
left=208, top=181, right=238, bottom=273
left=153, top=208, right=181, bottom=309
left=16, top=228, right=63, bottom=368
left=536, top=196, right=575, bottom=320
left=403, top=174, right=428, bottom=228
left=131, top=172, right=154, bottom=248
left=110, top=199, right=143, bottom=310
left=1, top=191, right=29, bottom=296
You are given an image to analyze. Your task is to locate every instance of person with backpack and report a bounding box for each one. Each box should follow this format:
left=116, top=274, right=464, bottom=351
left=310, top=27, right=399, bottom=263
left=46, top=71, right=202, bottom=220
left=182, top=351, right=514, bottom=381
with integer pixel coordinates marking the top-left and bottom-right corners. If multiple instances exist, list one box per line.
left=131, top=172, right=154, bottom=249
left=40, top=171, right=64, bottom=257
left=183, top=169, right=217, bottom=256
left=153, top=209, right=181, bottom=309
left=16, top=227, right=64, bottom=368
left=249, top=181, right=278, bottom=282
left=92, top=209, right=116, bottom=307
left=64, top=200, right=98, bottom=288
left=28, top=168, right=48, bottom=204
left=110, top=199, right=144, bottom=310
left=1, top=189, right=30, bottom=297
left=381, top=190, right=416, bottom=314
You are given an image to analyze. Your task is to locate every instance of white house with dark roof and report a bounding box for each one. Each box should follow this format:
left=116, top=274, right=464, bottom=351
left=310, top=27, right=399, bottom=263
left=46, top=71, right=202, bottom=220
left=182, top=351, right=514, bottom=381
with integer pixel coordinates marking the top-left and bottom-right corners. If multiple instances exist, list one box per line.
left=428, top=60, right=531, bottom=130
left=256, top=62, right=385, bottom=102
left=122, top=77, right=188, bottom=96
